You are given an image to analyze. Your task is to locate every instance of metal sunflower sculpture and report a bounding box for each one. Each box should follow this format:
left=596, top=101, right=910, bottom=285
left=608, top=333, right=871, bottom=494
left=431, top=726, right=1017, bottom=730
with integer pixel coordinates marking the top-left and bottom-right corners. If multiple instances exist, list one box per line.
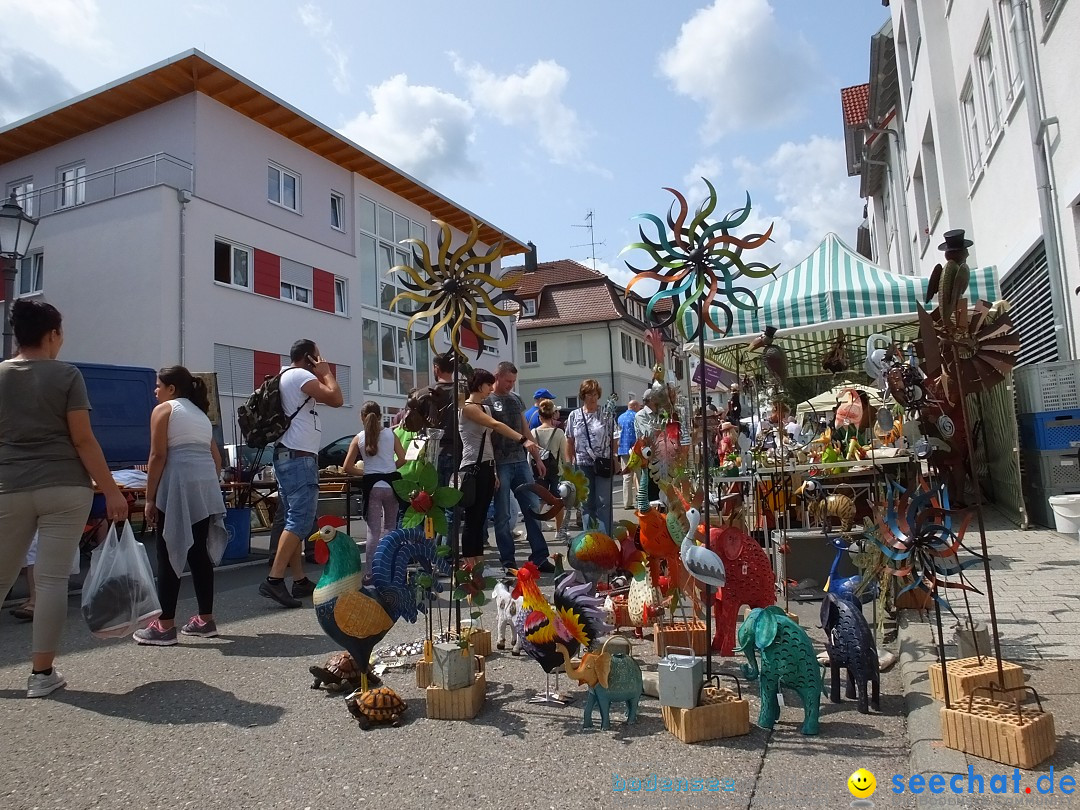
left=390, top=218, right=514, bottom=358
left=621, top=180, right=778, bottom=340
left=870, top=477, right=983, bottom=612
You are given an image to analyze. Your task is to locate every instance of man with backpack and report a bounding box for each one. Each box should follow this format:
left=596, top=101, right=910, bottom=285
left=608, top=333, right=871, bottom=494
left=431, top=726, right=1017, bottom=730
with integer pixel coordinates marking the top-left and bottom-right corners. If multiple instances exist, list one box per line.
left=259, top=339, right=342, bottom=608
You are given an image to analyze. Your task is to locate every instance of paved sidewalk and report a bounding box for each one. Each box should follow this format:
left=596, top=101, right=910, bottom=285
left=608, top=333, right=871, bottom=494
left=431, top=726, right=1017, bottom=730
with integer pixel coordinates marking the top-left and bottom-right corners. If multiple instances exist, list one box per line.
left=897, top=508, right=1080, bottom=809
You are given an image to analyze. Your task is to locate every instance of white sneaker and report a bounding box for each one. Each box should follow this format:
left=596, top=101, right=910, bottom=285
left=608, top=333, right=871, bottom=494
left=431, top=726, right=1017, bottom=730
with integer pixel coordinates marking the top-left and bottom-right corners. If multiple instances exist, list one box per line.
left=27, top=669, right=66, bottom=698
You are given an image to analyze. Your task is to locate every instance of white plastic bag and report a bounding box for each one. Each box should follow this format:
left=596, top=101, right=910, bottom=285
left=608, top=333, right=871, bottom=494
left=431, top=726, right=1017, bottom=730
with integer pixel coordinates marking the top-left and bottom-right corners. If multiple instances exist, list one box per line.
left=81, top=521, right=161, bottom=639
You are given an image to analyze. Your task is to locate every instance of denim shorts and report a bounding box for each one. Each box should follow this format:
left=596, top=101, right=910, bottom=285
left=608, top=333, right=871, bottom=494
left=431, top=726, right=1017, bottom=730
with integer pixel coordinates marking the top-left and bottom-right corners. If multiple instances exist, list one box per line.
left=273, top=455, right=319, bottom=537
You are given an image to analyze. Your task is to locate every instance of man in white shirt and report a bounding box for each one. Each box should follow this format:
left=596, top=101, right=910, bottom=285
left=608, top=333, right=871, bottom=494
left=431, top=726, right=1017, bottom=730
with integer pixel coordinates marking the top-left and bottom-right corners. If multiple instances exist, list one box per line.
left=260, top=339, right=342, bottom=608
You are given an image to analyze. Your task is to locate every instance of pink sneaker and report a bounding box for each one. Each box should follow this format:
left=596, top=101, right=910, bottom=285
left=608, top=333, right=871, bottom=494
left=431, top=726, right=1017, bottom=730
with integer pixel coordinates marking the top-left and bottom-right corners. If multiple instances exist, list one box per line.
left=180, top=616, right=219, bottom=638
left=133, top=620, right=178, bottom=646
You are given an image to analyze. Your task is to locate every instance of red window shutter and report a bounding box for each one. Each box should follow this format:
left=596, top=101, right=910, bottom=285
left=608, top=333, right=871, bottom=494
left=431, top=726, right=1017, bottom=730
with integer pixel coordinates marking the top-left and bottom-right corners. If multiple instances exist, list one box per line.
left=459, top=328, right=479, bottom=352
left=253, top=350, right=281, bottom=386
left=312, top=268, right=335, bottom=312
left=253, top=250, right=280, bottom=298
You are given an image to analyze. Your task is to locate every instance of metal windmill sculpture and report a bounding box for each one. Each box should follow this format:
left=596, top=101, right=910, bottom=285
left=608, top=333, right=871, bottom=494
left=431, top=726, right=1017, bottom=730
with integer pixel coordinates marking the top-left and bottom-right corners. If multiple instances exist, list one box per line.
left=390, top=218, right=513, bottom=632
left=621, top=180, right=777, bottom=677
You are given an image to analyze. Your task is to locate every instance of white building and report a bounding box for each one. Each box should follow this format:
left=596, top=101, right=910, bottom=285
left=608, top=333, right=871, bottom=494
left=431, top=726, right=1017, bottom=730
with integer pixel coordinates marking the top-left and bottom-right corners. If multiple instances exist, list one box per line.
left=0, top=50, right=525, bottom=447
left=844, top=0, right=1079, bottom=365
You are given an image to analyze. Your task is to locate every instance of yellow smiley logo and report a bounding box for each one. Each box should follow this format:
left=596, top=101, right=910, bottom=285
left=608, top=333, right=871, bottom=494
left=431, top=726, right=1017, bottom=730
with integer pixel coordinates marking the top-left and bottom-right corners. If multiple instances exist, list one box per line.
left=847, top=768, right=876, bottom=798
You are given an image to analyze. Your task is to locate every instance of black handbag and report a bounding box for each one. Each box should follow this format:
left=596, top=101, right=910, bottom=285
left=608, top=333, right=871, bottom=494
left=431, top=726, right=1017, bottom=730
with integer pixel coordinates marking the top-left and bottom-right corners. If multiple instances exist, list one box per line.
left=458, top=412, right=489, bottom=509
left=579, top=409, right=613, bottom=478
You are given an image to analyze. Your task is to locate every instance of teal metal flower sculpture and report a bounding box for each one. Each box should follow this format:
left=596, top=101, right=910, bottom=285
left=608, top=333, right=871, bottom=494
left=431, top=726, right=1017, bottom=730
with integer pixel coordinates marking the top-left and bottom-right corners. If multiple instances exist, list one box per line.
left=622, top=180, right=777, bottom=340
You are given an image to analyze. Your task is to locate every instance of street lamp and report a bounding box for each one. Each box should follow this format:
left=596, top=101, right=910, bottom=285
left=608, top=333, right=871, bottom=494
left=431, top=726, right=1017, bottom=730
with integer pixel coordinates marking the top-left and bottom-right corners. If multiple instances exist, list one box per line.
left=0, top=190, right=39, bottom=359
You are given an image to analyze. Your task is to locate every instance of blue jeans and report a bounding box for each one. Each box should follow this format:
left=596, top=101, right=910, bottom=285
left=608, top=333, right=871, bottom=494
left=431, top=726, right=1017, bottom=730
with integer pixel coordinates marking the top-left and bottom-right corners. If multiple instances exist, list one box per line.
left=493, top=460, right=549, bottom=567
left=273, top=454, right=319, bottom=536
left=580, top=464, right=613, bottom=534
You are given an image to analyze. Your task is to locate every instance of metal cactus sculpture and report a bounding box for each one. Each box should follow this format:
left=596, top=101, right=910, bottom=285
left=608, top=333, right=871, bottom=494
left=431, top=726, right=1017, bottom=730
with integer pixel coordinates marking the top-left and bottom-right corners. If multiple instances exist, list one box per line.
left=621, top=180, right=777, bottom=341
left=390, top=218, right=513, bottom=358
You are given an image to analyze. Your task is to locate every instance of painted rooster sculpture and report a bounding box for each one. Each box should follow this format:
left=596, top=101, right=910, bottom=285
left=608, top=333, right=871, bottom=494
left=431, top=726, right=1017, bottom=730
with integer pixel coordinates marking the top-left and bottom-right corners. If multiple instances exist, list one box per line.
left=310, top=517, right=447, bottom=692
left=512, top=562, right=612, bottom=703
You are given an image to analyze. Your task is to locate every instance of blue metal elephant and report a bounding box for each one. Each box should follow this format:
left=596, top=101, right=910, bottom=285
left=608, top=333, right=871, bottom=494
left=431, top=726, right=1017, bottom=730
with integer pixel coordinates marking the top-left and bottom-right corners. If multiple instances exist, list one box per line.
left=820, top=592, right=880, bottom=713
left=557, top=642, right=642, bottom=730
left=738, top=606, right=822, bottom=735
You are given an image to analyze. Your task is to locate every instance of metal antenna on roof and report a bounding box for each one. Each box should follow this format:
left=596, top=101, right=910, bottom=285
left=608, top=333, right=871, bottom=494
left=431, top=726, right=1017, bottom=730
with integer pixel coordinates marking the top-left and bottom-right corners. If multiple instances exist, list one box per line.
left=571, top=209, right=606, bottom=273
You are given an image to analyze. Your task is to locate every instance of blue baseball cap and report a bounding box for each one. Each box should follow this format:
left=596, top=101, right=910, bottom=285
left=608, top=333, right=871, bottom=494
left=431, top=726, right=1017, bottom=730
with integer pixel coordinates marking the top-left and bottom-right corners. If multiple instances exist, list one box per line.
left=533, top=388, right=555, bottom=400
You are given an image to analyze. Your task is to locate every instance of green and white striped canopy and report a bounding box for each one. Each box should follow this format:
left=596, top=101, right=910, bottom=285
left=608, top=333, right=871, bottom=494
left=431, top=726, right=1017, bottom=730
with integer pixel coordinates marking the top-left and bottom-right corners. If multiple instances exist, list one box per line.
left=695, top=232, right=1001, bottom=377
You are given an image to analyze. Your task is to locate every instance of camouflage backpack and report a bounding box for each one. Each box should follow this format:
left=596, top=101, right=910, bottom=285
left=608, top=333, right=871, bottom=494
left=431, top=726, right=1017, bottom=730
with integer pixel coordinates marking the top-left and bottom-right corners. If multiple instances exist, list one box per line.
left=237, top=371, right=310, bottom=449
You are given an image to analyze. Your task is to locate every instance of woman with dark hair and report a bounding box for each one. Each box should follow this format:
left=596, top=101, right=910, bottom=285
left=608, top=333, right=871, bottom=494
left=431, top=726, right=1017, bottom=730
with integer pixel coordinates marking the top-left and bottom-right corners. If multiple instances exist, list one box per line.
left=565, top=378, right=619, bottom=533
left=458, top=368, right=540, bottom=568
left=0, top=300, right=128, bottom=697
left=343, top=401, right=405, bottom=579
left=134, top=365, right=227, bottom=645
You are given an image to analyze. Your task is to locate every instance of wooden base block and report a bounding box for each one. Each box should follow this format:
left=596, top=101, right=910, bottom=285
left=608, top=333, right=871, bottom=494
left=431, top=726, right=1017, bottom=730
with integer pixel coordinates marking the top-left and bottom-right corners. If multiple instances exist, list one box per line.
left=463, top=628, right=492, bottom=657
left=895, top=589, right=934, bottom=610
left=941, top=699, right=1055, bottom=769
left=654, top=621, right=708, bottom=656
left=662, top=696, right=750, bottom=743
left=425, top=658, right=487, bottom=720
left=929, top=658, right=1025, bottom=701
left=416, top=660, right=433, bottom=689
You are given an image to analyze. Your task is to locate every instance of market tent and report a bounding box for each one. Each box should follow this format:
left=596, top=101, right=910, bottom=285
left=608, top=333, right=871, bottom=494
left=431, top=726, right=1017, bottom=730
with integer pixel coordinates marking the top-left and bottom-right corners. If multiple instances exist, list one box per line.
left=698, top=232, right=1000, bottom=379
left=795, top=383, right=886, bottom=421
left=695, top=232, right=1024, bottom=526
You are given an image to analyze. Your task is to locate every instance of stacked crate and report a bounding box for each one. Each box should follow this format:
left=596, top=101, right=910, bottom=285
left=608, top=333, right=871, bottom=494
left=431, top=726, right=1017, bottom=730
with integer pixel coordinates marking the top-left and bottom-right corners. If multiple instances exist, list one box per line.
left=1014, top=361, right=1080, bottom=528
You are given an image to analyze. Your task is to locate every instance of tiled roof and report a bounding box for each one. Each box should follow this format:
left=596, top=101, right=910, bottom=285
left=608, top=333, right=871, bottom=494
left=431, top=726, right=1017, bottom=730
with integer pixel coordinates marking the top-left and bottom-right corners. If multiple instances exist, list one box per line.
left=518, top=279, right=623, bottom=329
left=502, top=259, right=604, bottom=299
left=840, top=83, right=870, bottom=127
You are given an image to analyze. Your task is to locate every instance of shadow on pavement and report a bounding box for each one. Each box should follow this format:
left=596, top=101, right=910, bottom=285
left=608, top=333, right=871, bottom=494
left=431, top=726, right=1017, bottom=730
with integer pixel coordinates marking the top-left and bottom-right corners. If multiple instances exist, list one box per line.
left=187, top=632, right=339, bottom=659
left=0, top=679, right=286, bottom=727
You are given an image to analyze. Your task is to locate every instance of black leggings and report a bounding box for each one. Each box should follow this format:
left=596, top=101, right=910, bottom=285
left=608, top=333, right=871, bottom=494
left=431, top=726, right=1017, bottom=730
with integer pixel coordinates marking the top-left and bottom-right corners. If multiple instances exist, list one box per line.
left=156, top=513, right=214, bottom=621
left=460, top=462, right=496, bottom=558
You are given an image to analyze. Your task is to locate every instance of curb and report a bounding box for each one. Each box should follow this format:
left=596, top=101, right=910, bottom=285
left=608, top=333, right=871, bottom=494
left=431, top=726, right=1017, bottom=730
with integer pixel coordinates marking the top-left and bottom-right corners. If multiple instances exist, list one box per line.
left=897, top=613, right=974, bottom=808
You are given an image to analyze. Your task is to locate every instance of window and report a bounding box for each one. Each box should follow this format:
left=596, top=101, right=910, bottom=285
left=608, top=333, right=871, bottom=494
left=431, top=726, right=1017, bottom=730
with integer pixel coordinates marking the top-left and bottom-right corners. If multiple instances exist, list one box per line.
left=912, top=158, right=929, bottom=253
left=381, top=324, right=414, bottom=395
left=896, top=10, right=913, bottom=110
left=214, top=239, right=252, bottom=288
left=280, top=281, right=311, bottom=305
left=268, top=162, right=300, bottom=212
left=960, top=80, right=983, bottom=179
left=524, top=340, right=538, bottom=364
left=566, top=396, right=579, bottom=410
left=921, top=123, right=942, bottom=231
left=521, top=299, right=536, bottom=317
left=18, top=253, right=43, bottom=296
left=58, top=164, right=85, bottom=208
left=635, top=339, right=646, bottom=367
left=358, top=195, right=427, bottom=312
left=996, top=0, right=1021, bottom=98
left=621, top=333, right=633, bottom=362
left=336, top=364, right=352, bottom=406
left=330, top=191, right=345, bottom=231
left=415, top=340, right=430, bottom=389
left=362, top=319, right=380, bottom=391
left=334, top=278, right=347, bottom=315
left=7, top=178, right=33, bottom=217
left=567, top=333, right=583, bottom=362
left=976, top=26, right=1002, bottom=143
left=358, top=197, right=376, bottom=234
left=213, top=343, right=254, bottom=397
left=903, top=0, right=922, bottom=74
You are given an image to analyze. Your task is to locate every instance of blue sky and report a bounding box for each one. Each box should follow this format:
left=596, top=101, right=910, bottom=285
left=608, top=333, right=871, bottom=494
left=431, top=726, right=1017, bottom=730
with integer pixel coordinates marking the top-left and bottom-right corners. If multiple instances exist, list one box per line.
left=0, top=0, right=889, bottom=283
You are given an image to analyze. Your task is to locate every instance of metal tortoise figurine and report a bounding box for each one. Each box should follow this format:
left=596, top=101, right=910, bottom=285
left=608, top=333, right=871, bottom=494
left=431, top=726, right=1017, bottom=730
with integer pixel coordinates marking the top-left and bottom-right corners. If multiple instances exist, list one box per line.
left=309, top=651, right=363, bottom=693
left=344, top=686, right=408, bottom=728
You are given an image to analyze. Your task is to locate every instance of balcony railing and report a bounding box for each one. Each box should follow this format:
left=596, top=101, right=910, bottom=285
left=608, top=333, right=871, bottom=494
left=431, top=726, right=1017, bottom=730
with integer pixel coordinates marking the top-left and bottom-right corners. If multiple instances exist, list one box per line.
left=15, top=153, right=193, bottom=218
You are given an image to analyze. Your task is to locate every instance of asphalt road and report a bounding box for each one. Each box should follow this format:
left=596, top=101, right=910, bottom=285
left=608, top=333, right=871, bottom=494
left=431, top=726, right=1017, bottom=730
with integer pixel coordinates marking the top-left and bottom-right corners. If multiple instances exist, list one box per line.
left=0, top=556, right=916, bottom=810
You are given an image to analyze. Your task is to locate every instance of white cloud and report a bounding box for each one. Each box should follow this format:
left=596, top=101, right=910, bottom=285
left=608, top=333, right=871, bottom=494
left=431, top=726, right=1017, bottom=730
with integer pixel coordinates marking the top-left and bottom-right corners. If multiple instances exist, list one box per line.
left=3, top=0, right=108, bottom=56
left=298, top=2, right=350, bottom=94
left=682, top=156, right=723, bottom=204
left=0, top=46, right=77, bottom=124
left=453, top=55, right=605, bottom=174
left=659, top=0, right=821, bottom=141
left=340, top=74, right=476, bottom=181
left=731, top=135, right=863, bottom=268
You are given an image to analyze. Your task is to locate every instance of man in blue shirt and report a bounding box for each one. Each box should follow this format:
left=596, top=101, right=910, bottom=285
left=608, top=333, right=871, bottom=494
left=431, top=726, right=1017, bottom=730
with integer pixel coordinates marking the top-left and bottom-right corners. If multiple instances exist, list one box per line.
left=617, top=399, right=641, bottom=509
left=524, top=388, right=555, bottom=430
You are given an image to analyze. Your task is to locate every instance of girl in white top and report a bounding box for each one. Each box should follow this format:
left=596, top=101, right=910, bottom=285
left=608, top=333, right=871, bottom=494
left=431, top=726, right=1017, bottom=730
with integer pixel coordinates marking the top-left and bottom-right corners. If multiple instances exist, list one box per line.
left=343, top=401, right=405, bottom=580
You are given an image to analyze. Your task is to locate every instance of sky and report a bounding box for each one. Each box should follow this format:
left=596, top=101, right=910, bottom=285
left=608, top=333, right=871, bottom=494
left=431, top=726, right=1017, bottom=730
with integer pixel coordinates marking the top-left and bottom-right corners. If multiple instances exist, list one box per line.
left=0, top=0, right=890, bottom=286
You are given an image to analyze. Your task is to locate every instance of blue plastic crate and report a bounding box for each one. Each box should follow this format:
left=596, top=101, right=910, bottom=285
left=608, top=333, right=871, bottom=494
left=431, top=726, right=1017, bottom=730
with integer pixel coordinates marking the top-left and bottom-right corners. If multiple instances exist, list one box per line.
left=1018, top=410, right=1080, bottom=451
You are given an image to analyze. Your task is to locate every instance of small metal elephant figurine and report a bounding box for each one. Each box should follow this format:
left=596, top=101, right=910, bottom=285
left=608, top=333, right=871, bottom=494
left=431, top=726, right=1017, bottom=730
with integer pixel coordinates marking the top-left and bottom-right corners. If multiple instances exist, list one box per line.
left=820, top=592, right=880, bottom=714
left=556, top=639, right=642, bottom=730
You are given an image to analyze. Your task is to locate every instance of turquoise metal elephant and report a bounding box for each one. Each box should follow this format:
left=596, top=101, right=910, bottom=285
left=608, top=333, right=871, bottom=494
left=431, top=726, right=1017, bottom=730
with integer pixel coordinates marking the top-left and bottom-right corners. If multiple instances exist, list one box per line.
left=738, top=606, right=822, bottom=735
left=557, top=642, right=642, bottom=730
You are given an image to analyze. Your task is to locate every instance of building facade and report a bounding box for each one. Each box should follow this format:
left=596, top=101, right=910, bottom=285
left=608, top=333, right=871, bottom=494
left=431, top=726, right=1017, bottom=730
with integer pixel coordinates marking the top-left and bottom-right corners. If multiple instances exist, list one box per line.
left=843, top=0, right=1079, bottom=365
left=504, top=259, right=664, bottom=411
left=0, top=51, right=524, bottom=446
